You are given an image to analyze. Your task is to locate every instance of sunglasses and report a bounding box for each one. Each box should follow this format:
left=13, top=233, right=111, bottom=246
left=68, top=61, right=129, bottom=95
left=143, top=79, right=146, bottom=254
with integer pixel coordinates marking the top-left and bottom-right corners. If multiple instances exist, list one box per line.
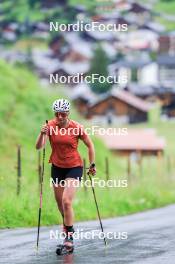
left=56, top=112, right=68, bottom=118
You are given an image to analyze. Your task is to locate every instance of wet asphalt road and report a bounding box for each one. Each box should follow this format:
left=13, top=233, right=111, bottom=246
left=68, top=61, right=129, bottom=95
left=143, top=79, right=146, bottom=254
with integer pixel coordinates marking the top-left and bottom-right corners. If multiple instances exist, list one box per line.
left=0, top=204, right=175, bottom=264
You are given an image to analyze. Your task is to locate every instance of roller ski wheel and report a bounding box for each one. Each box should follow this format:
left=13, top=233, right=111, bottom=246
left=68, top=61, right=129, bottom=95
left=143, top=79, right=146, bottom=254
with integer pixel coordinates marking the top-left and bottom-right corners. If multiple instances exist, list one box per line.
left=56, top=243, right=74, bottom=255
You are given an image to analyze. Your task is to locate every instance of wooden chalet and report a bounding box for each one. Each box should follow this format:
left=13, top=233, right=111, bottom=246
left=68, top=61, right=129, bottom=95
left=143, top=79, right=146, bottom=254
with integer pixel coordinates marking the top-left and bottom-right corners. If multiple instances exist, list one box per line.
left=72, top=83, right=97, bottom=114
left=49, top=35, right=68, bottom=60
left=124, top=84, right=175, bottom=118
left=157, top=54, right=175, bottom=88
left=87, top=89, right=152, bottom=124
left=98, top=129, right=166, bottom=156
left=158, top=32, right=175, bottom=54
left=128, top=2, right=152, bottom=25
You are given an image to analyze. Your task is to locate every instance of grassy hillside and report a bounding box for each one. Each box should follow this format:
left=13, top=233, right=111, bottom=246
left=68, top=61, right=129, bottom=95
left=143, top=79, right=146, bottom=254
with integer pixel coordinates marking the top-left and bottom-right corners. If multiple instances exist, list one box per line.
left=155, top=0, right=175, bottom=15
left=153, top=0, right=175, bottom=31
left=0, top=60, right=175, bottom=228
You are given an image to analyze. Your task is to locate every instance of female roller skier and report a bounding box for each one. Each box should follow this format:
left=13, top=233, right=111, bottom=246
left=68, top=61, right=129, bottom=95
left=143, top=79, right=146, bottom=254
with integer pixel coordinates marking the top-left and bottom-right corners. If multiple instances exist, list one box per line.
left=36, top=98, right=96, bottom=254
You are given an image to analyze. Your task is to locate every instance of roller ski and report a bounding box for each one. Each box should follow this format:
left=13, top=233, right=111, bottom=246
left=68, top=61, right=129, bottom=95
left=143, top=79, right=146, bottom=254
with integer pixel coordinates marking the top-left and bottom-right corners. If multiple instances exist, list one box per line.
left=56, top=225, right=74, bottom=255
left=56, top=238, right=74, bottom=255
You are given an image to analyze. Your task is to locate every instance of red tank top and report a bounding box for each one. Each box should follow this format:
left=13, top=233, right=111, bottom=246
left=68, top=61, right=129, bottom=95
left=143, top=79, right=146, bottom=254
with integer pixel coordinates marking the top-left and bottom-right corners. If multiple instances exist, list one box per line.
left=47, top=119, right=87, bottom=168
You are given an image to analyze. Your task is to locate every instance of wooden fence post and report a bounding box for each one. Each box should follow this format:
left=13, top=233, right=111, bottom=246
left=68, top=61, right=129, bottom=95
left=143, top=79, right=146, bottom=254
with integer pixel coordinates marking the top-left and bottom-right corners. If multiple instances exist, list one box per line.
left=17, top=145, right=21, bottom=195
left=157, top=151, right=162, bottom=178
left=127, top=155, right=131, bottom=183
left=137, top=151, right=142, bottom=177
left=105, top=157, right=109, bottom=181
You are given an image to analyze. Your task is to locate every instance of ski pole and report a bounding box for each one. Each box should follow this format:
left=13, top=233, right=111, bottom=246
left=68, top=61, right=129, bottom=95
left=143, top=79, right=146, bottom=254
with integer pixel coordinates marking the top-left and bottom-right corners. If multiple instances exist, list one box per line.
left=36, top=120, right=48, bottom=250
left=87, top=165, right=107, bottom=247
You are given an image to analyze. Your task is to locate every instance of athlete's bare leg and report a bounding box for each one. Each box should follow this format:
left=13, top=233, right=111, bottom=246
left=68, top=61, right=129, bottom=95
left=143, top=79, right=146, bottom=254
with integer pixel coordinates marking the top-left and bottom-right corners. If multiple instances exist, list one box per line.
left=62, top=178, right=79, bottom=226
left=53, top=184, right=65, bottom=219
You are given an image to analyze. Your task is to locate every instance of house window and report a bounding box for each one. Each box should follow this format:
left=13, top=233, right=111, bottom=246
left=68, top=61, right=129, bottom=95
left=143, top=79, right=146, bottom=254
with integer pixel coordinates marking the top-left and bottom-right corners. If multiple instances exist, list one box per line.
left=160, top=67, right=175, bottom=86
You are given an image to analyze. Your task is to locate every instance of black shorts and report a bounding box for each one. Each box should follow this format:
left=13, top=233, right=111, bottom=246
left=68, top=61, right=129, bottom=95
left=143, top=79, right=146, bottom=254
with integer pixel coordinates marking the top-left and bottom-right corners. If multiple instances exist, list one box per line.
left=51, top=164, right=83, bottom=185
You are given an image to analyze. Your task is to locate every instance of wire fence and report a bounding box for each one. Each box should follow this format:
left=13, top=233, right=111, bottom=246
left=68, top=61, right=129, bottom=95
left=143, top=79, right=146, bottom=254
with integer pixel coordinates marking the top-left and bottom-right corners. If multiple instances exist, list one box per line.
left=15, top=145, right=175, bottom=195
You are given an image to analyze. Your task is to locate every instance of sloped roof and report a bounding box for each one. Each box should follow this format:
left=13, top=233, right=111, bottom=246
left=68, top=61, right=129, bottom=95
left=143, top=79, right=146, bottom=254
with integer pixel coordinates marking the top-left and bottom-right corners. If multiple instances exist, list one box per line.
left=140, top=22, right=165, bottom=33
left=84, top=29, right=115, bottom=41
left=157, top=55, right=175, bottom=66
left=113, top=56, right=152, bottom=68
left=62, top=61, right=90, bottom=75
left=71, top=83, right=97, bottom=102
left=126, top=84, right=157, bottom=96
left=89, top=89, right=152, bottom=112
left=63, top=32, right=93, bottom=58
left=129, top=3, right=151, bottom=13
left=98, top=129, right=166, bottom=152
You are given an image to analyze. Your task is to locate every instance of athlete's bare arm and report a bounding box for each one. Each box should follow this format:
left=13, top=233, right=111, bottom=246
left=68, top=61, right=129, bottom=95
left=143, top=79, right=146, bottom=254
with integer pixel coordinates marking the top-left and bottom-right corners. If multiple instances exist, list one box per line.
left=35, top=123, right=48, bottom=150
left=81, top=135, right=95, bottom=165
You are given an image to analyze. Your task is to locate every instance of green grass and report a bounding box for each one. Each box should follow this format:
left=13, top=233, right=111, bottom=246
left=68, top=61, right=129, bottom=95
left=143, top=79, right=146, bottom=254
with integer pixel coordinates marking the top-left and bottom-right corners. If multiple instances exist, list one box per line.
left=0, top=60, right=175, bottom=228
left=69, top=0, right=96, bottom=9
left=14, top=39, right=48, bottom=51
left=155, top=16, right=175, bottom=32
left=155, top=0, right=175, bottom=15
left=154, top=0, right=175, bottom=31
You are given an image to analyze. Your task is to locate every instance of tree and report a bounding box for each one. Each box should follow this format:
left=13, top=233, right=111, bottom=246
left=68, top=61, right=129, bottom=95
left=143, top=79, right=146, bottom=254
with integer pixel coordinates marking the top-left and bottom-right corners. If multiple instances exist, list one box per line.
left=88, top=45, right=111, bottom=94
left=28, top=0, right=37, bottom=8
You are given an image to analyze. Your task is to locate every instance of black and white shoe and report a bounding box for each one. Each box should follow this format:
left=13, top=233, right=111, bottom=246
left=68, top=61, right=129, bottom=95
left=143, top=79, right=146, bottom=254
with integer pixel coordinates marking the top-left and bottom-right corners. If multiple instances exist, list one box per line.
left=56, top=238, right=74, bottom=255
